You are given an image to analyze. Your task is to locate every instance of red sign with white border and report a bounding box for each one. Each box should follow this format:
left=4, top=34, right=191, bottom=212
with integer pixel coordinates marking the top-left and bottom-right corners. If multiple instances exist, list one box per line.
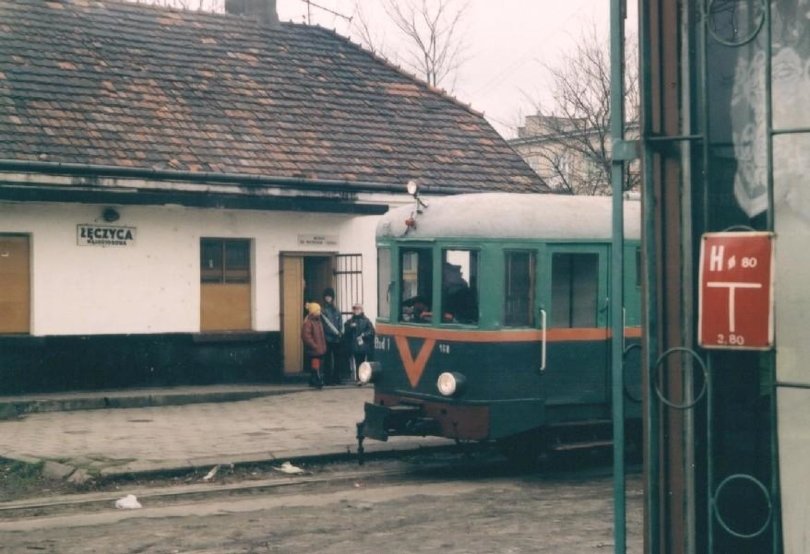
left=698, top=232, right=775, bottom=350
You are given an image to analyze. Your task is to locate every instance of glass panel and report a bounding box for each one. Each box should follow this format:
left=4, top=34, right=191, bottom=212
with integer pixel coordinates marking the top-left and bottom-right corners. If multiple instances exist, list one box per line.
left=551, top=253, right=599, bottom=328
left=441, top=250, right=479, bottom=324
left=770, top=2, right=810, bottom=133
left=400, top=248, right=433, bottom=323
left=570, top=254, right=598, bottom=327
left=504, top=251, right=535, bottom=327
left=200, top=239, right=222, bottom=283
left=224, top=240, right=250, bottom=283
left=777, top=388, right=810, bottom=554
left=775, top=130, right=810, bottom=546
left=551, top=254, right=572, bottom=327
left=377, top=248, right=391, bottom=320
left=705, top=0, right=770, bottom=220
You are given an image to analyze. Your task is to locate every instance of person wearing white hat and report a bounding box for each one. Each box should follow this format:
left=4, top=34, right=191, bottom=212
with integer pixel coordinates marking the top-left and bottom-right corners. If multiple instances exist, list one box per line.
left=343, top=303, right=375, bottom=383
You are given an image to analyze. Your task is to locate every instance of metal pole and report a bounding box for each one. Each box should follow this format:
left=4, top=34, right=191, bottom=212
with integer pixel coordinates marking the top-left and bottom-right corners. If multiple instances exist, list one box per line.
left=610, top=0, right=627, bottom=552
left=638, top=0, right=660, bottom=549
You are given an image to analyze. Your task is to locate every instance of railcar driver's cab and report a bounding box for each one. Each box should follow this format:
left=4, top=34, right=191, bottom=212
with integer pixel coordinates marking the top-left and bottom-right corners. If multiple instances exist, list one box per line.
left=378, top=243, right=481, bottom=327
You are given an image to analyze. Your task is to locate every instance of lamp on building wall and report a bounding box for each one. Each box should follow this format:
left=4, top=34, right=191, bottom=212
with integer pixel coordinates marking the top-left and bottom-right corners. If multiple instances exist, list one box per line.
left=102, top=207, right=120, bottom=223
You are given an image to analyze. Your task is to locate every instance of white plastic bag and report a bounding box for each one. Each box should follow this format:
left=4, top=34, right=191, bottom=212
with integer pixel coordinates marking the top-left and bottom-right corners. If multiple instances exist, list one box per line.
left=273, top=461, right=306, bottom=475
left=114, top=494, right=142, bottom=510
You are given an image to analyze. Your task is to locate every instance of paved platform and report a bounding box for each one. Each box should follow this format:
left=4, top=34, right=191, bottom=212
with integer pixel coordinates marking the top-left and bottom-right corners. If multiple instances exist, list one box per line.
left=0, top=384, right=308, bottom=419
left=0, top=387, right=451, bottom=478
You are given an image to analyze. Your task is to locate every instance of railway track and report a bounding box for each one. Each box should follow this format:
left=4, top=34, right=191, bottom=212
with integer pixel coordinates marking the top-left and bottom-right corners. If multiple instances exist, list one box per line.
left=0, top=465, right=405, bottom=519
left=0, top=447, right=637, bottom=522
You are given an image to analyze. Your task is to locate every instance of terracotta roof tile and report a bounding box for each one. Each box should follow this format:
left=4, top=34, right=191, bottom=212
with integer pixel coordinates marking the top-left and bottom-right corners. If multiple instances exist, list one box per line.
left=0, top=0, right=546, bottom=193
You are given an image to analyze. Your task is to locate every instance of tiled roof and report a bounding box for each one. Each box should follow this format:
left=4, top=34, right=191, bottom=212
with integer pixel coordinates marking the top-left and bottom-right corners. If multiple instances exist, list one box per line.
left=0, top=0, right=546, bottom=193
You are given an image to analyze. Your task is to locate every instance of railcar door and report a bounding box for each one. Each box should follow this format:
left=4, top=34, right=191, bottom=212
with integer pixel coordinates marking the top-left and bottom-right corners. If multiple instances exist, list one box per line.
left=541, top=245, right=610, bottom=420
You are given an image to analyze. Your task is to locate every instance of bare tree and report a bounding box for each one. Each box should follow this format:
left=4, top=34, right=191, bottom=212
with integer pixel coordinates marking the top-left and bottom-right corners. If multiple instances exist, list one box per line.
left=514, top=27, right=639, bottom=195
left=353, top=0, right=469, bottom=90
left=352, top=2, right=385, bottom=56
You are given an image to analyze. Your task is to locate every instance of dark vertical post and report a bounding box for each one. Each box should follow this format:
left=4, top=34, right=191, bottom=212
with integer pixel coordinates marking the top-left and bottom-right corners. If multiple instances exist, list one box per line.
left=609, top=0, right=626, bottom=552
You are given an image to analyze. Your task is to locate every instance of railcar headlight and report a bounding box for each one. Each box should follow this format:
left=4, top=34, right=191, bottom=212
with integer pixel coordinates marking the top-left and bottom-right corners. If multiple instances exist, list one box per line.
left=358, top=361, right=382, bottom=384
left=437, top=372, right=466, bottom=397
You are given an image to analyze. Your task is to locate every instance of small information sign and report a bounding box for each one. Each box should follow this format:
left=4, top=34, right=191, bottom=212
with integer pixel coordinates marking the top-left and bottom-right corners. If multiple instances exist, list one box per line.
left=297, top=234, right=338, bottom=247
left=698, top=232, right=775, bottom=350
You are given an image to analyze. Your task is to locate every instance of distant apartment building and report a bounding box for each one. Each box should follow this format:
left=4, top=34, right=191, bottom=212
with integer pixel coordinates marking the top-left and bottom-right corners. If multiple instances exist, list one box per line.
left=509, top=113, right=639, bottom=195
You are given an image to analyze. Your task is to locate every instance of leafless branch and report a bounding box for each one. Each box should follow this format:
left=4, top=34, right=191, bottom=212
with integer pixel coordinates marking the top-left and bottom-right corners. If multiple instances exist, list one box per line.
left=515, top=26, right=640, bottom=195
left=352, top=2, right=385, bottom=55
left=381, top=0, right=469, bottom=90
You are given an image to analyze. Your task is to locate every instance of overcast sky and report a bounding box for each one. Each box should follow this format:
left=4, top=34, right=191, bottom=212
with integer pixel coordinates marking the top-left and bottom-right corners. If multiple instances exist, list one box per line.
left=276, top=0, right=637, bottom=138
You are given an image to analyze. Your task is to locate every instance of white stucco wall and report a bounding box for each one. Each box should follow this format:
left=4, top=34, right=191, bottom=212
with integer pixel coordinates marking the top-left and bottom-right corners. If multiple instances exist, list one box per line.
left=0, top=200, right=393, bottom=336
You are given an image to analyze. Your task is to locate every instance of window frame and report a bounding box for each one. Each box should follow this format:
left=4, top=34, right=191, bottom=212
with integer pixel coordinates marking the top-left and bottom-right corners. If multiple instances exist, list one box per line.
left=439, top=247, right=480, bottom=326
left=503, top=249, right=537, bottom=328
left=377, top=247, right=392, bottom=321
left=398, top=244, right=435, bottom=325
left=200, top=238, right=252, bottom=284
left=545, top=245, right=607, bottom=329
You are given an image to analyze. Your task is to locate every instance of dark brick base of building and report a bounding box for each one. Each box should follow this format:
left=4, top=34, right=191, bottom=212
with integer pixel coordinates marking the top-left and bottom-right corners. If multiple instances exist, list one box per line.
left=0, top=332, right=282, bottom=394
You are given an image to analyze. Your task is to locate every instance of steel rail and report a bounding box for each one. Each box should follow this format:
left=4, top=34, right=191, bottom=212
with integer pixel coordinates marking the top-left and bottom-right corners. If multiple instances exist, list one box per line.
left=0, top=466, right=409, bottom=515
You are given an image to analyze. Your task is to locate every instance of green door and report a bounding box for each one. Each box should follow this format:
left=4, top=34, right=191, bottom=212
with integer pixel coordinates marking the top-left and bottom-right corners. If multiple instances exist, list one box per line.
left=542, top=245, right=610, bottom=411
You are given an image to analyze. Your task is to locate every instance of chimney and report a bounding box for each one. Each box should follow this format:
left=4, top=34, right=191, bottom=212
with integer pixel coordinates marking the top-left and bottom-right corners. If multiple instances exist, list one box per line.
left=224, top=0, right=280, bottom=28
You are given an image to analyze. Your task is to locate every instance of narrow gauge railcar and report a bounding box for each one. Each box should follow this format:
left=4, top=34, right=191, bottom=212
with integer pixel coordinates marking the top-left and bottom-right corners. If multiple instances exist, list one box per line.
left=356, top=192, right=642, bottom=461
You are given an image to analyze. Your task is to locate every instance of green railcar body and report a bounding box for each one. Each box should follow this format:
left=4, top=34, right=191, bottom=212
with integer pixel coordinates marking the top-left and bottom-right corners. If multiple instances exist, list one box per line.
left=359, top=193, right=642, bottom=447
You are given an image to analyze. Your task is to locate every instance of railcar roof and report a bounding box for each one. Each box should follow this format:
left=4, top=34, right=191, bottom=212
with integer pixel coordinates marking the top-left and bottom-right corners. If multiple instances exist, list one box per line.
left=376, top=193, right=641, bottom=241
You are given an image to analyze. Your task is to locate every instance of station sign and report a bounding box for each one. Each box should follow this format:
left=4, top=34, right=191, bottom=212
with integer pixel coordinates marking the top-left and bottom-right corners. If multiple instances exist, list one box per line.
left=77, top=224, right=136, bottom=247
left=698, top=232, right=774, bottom=350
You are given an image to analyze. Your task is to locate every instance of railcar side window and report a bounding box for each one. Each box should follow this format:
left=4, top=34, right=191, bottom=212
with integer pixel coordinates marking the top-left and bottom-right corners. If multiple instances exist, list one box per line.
left=400, top=248, right=433, bottom=323
left=551, top=253, right=599, bottom=328
left=377, top=248, right=392, bottom=320
left=441, top=250, right=479, bottom=324
left=504, top=251, right=535, bottom=327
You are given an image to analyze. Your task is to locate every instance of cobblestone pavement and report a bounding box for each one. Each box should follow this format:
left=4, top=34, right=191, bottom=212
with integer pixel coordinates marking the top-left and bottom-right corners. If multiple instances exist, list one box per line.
left=0, top=387, right=450, bottom=475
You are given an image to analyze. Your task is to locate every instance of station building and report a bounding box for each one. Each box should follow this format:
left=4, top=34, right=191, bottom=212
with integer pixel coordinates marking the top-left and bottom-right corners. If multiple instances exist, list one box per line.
left=0, top=0, right=545, bottom=394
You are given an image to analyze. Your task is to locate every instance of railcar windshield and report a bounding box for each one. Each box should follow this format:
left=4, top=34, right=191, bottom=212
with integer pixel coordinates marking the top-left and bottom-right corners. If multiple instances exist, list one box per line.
left=400, top=247, right=433, bottom=323
left=441, top=249, right=479, bottom=324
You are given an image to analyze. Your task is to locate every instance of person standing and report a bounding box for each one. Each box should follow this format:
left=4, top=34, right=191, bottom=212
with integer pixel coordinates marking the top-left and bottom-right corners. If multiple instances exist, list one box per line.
left=320, top=287, right=343, bottom=385
left=344, top=303, right=375, bottom=382
left=301, top=302, right=327, bottom=389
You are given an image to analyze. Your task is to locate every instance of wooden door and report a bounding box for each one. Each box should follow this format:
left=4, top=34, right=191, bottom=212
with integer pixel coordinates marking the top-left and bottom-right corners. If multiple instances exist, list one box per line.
left=281, top=255, right=304, bottom=374
left=0, top=235, right=30, bottom=334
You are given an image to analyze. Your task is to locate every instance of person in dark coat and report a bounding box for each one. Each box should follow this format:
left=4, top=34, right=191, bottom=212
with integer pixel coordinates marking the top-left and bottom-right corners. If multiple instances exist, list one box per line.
left=344, top=303, right=375, bottom=381
left=320, top=287, right=344, bottom=385
left=301, top=302, right=327, bottom=388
